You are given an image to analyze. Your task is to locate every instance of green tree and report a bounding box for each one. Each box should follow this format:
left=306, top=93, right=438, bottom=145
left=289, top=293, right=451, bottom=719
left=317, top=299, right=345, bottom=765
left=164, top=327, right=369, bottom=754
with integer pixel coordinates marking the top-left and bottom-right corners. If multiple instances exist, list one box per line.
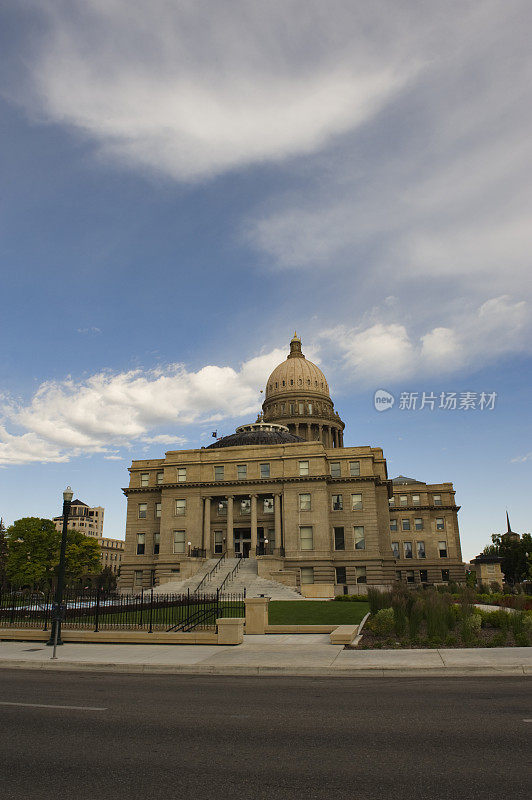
left=484, top=533, right=532, bottom=585
left=0, top=518, right=8, bottom=586
left=6, top=517, right=101, bottom=588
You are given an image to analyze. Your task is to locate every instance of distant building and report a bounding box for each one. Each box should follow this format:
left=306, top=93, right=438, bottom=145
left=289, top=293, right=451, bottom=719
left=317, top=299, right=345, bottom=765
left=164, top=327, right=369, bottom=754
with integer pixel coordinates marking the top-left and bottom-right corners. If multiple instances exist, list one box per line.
left=53, top=499, right=123, bottom=574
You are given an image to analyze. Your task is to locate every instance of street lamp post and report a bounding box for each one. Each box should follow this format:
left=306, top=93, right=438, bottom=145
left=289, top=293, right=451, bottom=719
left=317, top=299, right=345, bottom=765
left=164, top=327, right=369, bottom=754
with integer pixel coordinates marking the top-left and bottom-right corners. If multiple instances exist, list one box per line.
left=47, top=486, right=74, bottom=653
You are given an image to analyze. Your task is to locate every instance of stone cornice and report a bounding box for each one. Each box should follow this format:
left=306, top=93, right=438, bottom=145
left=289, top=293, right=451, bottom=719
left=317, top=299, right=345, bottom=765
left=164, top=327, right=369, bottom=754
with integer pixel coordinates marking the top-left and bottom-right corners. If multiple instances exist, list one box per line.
left=389, top=505, right=461, bottom=513
left=122, top=474, right=388, bottom=495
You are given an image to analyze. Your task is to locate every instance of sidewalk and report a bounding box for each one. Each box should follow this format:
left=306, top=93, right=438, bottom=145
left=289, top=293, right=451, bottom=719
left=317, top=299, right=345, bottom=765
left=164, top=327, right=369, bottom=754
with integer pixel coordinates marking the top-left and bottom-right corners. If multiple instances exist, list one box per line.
left=1, top=635, right=531, bottom=676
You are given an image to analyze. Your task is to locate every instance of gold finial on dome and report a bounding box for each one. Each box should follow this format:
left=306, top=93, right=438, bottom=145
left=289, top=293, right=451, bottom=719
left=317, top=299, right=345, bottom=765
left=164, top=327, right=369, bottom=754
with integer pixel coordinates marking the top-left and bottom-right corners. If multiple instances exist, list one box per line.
left=288, top=332, right=304, bottom=359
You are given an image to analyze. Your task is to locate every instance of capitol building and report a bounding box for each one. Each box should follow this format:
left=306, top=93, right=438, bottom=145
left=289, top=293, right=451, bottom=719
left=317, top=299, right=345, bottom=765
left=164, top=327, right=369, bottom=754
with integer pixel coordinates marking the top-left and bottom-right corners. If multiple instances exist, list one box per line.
left=119, top=334, right=465, bottom=594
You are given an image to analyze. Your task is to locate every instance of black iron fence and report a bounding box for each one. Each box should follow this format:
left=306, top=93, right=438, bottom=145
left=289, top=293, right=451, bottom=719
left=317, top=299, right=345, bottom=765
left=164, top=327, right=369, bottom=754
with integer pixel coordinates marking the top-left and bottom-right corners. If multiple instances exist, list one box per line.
left=0, top=587, right=245, bottom=633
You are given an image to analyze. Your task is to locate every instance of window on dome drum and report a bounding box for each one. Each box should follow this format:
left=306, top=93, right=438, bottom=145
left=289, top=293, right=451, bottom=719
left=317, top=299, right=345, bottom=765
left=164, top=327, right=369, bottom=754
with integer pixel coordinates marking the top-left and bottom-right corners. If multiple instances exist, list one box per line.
left=414, top=518, right=423, bottom=531
left=299, top=526, right=314, bottom=550
left=433, top=494, right=442, bottom=506
left=355, top=566, right=366, bottom=584
left=156, top=471, right=163, bottom=485
left=289, top=403, right=295, bottom=414
left=349, top=461, right=360, bottom=477
left=399, top=495, right=408, bottom=506
left=412, top=494, right=420, bottom=505
left=177, top=468, right=187, bottom=482
left=260, top=463, right=270, bottom=478
left=332, top=494, right=343, bottom=511
left=136, top=533, right=145, bottom=555
left=175, top=499, right=186, bottom=516
left=264, top=498, right=274, bottom=514
left=308, top=403, right=313, bottom=414
left=402, top=519, right=411, bottom=531
left=280, top=404, right=285, bottom=413
left=406, top=570, right=415, bottom=584
left=404, top=541, right=413, bottom=558
left=330, top=462, right=341, bottom=478
left=138, top=503, right=147, bottom=519
left=335, top=566, right=346, bottom=584
left=391, top=541, right=400, bottom=558
left=240, top=498, right=251, bottom=515
left=155, top=502, right=161, bottom=518
left=298, top=402, right=304, bottom=414
left=299, top=461, right=309, bottom=476
left=420, top=569, right=428, bottom=583
left=354, top=526, right=365, bottom=550
left=334, top=527, right=345, bottom=550
left=237, top=464, right=247, bottom=480
left=153, top=532, right=160, bottom=555
left=300, top=566, right=314, bottom=584
left=438, top=541, right=448, bottom=558
left=214, top=466, right=224, bottom=481
left=417, top=541, right=426, bottom=558
left=351, top=493, right=363, bottom=511
left=217, top=500, right=227, bottom=516
left=436, top=517, right=445, bottom=530
left=441, top=569, right=450, bottom=582
left=173, top=531, right=186, bottom=554
left=141, top=473, right=149, bottom=487
left=299, top=493, right=311, bottom=511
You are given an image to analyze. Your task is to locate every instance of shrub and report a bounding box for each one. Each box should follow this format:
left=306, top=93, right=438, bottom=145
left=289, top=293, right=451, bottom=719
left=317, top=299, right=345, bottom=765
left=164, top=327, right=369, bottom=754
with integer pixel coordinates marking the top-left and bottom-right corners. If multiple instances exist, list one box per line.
left=333, top=594, right=370, bottom=602
left=408, top=599, right=424, bottom=640
left=514, top=632, right=530, bottom=647
left=367, top=588, right=392, bottom=615
left=461, top=613, right=481, bottom=645
left=491, top=632, right=507, bottom=647
left=425, top=590, right=449, bottom=640
left=367, top=607, right=394, bottom=636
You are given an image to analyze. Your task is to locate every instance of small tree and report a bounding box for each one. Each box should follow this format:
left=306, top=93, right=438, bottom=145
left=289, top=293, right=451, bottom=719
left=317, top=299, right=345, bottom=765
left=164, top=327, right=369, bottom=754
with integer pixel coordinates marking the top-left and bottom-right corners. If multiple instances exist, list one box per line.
left=0, top=518, right=8, bottom=587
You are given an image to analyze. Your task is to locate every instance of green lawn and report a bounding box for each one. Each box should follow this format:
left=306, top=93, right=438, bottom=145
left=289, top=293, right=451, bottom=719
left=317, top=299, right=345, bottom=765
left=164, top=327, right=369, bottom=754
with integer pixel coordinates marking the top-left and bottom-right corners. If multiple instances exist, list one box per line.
left=269, top=600, right=369, bottom=625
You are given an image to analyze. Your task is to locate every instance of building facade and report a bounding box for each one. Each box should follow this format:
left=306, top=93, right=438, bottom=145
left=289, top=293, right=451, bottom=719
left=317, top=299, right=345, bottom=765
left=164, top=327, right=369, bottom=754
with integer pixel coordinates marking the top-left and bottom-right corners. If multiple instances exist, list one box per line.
left=53, top=500, right=124, bottom=574
left=119, top=334, right=465, bottom=592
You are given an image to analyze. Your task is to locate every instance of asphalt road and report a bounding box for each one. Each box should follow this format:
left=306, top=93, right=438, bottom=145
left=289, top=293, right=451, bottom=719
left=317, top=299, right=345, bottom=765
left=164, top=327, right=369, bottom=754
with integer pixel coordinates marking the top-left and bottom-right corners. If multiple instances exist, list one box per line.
left=0, top=670, right=530, bottom=800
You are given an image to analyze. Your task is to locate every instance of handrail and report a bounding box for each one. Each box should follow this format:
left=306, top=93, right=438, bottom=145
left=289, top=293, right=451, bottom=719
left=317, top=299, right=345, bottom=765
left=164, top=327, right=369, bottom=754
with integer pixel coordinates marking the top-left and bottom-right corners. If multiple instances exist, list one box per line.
left=219, top=557, right=243, bottom=593
left=195, top=554, right=226, bottom=593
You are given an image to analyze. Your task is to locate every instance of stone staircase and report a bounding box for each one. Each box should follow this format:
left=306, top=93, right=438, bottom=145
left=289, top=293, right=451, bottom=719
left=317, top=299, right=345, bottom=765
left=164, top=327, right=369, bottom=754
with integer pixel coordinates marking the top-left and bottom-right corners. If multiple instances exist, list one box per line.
left=154, top=557, right=302, bottom=600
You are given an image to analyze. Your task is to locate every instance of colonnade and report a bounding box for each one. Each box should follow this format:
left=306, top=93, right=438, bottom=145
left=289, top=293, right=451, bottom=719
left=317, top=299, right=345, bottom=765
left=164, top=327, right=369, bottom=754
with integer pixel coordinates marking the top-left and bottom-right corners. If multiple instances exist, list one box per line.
left=201, top=493, right=282, bottom=555
left=286, top=422, right=344, bottom=447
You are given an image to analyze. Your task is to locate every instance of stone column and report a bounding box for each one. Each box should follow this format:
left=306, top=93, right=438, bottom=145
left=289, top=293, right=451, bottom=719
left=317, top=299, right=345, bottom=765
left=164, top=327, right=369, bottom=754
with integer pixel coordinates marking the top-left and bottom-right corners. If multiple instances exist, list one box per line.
left=203, top=496, right=211, bottom=554
left=250, top=494, right=258, bottom=554
left=318, top=423, right=323, bottom=445
left=333, top=428, right=338, bottom=448
left=274, top=493, right=281, bottom=553
left=295, top=422, right=300, bottom=437
left=226, top=495, right=234, bottom=555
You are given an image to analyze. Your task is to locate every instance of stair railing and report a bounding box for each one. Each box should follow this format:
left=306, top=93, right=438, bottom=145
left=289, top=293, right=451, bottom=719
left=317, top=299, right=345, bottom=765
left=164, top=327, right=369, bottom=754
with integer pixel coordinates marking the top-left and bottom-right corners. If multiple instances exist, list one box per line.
left=194, top=554, right=226, bottom=594
left=218, top=557, right=244, bottom=593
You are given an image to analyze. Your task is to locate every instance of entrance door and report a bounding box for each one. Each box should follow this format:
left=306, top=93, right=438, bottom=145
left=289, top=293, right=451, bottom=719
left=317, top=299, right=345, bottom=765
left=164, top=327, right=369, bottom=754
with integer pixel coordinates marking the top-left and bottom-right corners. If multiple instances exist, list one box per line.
left=242, top=541, right=251, bottom=558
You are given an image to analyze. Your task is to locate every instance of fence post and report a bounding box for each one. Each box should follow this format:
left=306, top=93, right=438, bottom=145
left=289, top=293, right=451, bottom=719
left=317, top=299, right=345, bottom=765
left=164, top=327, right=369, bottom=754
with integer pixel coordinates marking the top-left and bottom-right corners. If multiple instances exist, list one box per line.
left=94, top=585, right=101, bottom=632
left=149, top=588, right=154, bottom=634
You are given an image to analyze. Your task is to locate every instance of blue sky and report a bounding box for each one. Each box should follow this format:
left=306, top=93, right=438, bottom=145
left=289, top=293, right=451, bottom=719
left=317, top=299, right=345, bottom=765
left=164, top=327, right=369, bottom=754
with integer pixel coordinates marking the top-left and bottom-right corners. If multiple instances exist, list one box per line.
left=1, top=1, right=531, bottom=560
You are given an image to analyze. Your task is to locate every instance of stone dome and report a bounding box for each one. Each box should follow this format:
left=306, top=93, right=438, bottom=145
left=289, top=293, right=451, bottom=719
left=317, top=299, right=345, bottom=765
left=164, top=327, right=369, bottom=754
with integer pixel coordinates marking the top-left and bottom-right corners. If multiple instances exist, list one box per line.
left=265, top=333, right=329, bottom=400
left=207, top=422, right=303, bottom=449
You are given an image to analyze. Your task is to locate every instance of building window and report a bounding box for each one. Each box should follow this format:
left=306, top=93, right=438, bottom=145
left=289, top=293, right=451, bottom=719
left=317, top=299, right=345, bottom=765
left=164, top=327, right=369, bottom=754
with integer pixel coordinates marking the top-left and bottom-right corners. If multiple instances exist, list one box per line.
left=396, top=570, right=402, bottom=581
left=433, top=494, right=442, bottom=506
left=335, top=566, right=347, bottom=584
left=217, top=500, right=227, bottom=516
left=332, top=494, right=343, bottom=511
left=177, top=468, right=187, bottom=482
left=237, top=464, right=247, bottom=480
left=134, top=570, right=143, bottom=586
left=351, top=493, right=363, bottom=511
left=299, top=526, right=314, bottom=550
left=240, top=498, right=251, bottom=515
left=354, top=526, right=365, bottom=550
left=420, top=569, right=428, bottom=583
left=156, top=471, right=164, bottom=485
left=416, top=541, right=426, bottom=559
left=263, top=498, right=274, bottom=514
left=390, top=519, right=398, bottom=532
left=175, top=499, right=186, bottom=516
left=138, top=503, right=147, bottom=519
left=289, top=403, right=295, bottom=414
left=334, top=527, right=345, bottom=551
left=260, top=463, right=270, bottom=478
left=412, top=494, right=420, bottom=506
left=173, top=531, right=186, bottom=554
left=141, top=473, right=149, bottom=487
left=349, top=461, right=360, bottom=477
left=300, top=566, right=314, bottom=584
left=136, top=534, right=145, bottom=555
left=153, top=532, right=160, bottom=555
left=355, top=566, right=367, bottom=584
left=441, top=569, right=450, bottom=582
left=391, top=541, right=400, bottom=558
left=298, top=402, right=304, bottom=415
left=267, top=528, right=275, bottom=548
left=414, top=518, right=423, bottom=531
left=403, top=541, right=413, bottom=559
left=402, top=519, right=411, bottom=531
left=299, top=461, right=309, bottom=476
left=330, top=462, right=341, bottom=478
left=214, top=531, right=224, bottom=555
left=214, top=465, right=225, bottom=481
left=438, top=541, right=448, bottom=558
left=155, top=502, right=161, bottom=518
left=406, top=570, right=415, bottom=584
left=307, top=403, right=313, bottom=415
left=436, top=517, right=445, bottom=531
left=299, top=493, right=311, bottom=511
left=399, top=495, right=408, bottom=506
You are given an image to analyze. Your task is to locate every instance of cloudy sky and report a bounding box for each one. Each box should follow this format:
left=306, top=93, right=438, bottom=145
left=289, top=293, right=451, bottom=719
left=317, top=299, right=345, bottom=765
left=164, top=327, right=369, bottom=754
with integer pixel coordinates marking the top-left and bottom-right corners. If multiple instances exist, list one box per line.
left=1, top=1, right=531, bottom=559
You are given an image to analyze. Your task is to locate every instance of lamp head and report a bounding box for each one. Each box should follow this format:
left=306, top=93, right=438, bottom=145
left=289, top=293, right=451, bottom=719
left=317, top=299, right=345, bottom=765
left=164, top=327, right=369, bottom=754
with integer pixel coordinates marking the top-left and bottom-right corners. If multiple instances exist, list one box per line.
left=63, top=486, right=74, bottom=503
